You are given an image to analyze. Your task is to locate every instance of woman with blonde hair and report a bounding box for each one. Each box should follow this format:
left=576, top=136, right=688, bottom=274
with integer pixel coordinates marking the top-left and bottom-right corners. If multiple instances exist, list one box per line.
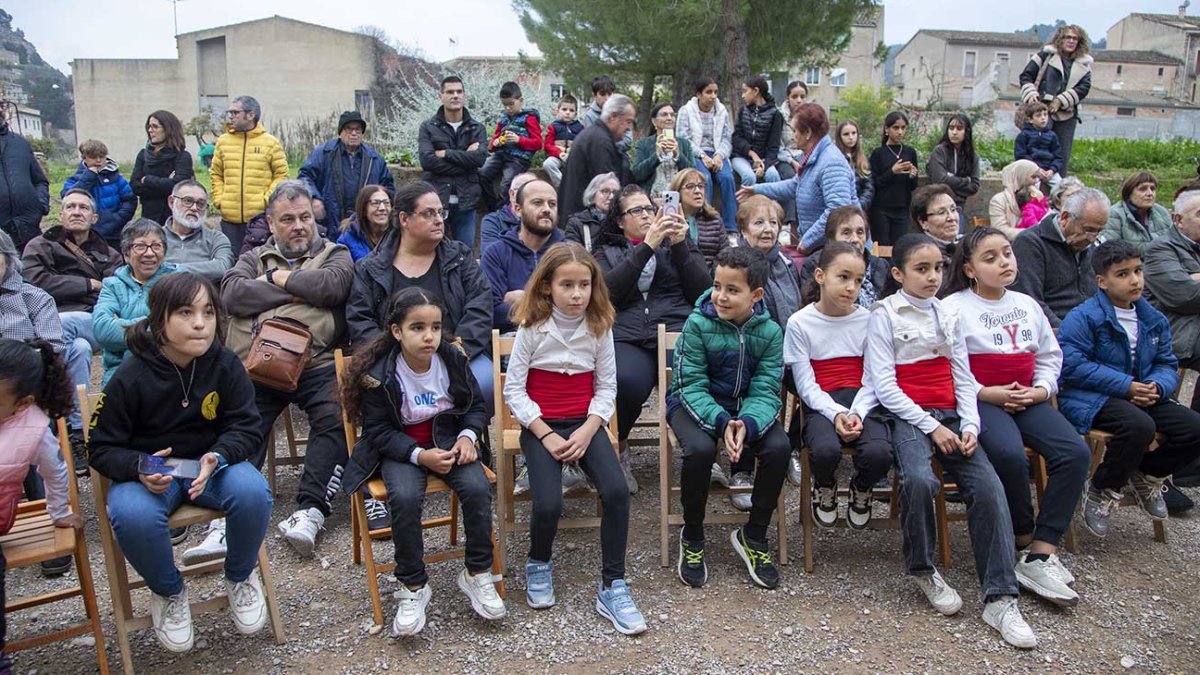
left=1019, top=24, right=1093, bottom=174
left=670, top=168, right=729, bottom=267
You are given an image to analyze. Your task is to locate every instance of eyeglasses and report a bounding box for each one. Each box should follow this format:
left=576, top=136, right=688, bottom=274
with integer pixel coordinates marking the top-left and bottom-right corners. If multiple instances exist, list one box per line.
left=175, top=196, right=207, bottom=210
left=597, top=188, right=617, bottom=196
left=130, top=242, right=165, bottom=255
left=657, top=112, right=676, bottom=118
left=368, top=199, right=392, bottom=208
left=622, top=205, right=656, bottom=217
left=1062, top=35, right=1080, bottom=41
left=681, top=182, right=705, bottom=192
left=926, top=206, right=960, bottom=219
left=342, top=127, right=364, bottom=135
left=412, top=208, right=447, bottom=221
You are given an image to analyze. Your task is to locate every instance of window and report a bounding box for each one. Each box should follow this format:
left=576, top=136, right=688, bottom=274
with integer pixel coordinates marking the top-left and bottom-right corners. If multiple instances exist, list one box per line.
left=550, top=83, right=566, bottom=101
left=1116, top=107, right=1136, bottom=117
left=830, top=68, right=847, bottom=87
left=354, top=90, right=373, bottom=119
left=805, top=66, right=821, bottom=86
left=1159, top=67, right=1165, bottom=77
left=996, top=52, right=1010, bottom=68
left=959, top=86, right=974, bottom=107
left=963, top=51, right=977, bottom=78
left=1116, top=65, right=1123, bottom=75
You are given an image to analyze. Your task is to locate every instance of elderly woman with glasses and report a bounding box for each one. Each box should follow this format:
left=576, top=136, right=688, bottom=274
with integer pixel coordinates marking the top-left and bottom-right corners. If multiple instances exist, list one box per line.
left=671, top=168, right=729, bottom=268
left=565, top=172, right=620, bottom=253
left=93, top=218, right=177, bottom=385
left=593, top=185, right=711, bottom=492
left=630, top=103, right=697, bottom=197
left=910, top=185, right=961, bottom=292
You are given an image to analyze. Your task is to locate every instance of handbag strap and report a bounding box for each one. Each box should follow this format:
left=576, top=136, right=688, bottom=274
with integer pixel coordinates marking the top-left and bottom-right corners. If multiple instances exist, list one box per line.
left=1033, top=50, right=1053, bottom=95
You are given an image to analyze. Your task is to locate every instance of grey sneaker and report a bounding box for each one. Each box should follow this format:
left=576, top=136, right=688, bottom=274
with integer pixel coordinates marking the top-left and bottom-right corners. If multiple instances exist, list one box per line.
left=1080, top=480, right=1123, bottom=538
left=513, top=464, right=530, bottom=496
left=562, top=463, right=588, bottom=496
left=1128, top=471, right=1168, bottom=521
left=813, top=484, right=838, bottom=528
left=456, top=569, right=506, bottom=620
left=278, top=507, right=324, bottom=558
left=182, top=519, right=226, bottom=566
left=150, top=587, right=194, bottom=653
left=729, top=471, right=753, bottom=511
left=224, top=571, right=267, bottom=635
left=618, top=442, right=638, bottom=494
left=709, top=462, right=730, bottom=488
left=391, top=584, right=431, bottom=637
left=595, top=579, right=647, bottom=635
left=786, top=450, right=803, bottom=487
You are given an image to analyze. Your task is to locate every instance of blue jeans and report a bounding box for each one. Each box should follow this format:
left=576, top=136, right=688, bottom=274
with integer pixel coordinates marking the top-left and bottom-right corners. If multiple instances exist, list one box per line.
left=469, top=354, right=494, bottom=416
left=445, top=206, right=477, bottom=252
left=59, top=311, right=97, bottom=430
left=730, top=157, right=780, bottom=188
left=976, top=401, right=1090, bottom=547
left=107, top=462, right=272, bottom=597
left=695, top=152, right=738, bottom=230
left=888, top=410, right=1018, bottom=598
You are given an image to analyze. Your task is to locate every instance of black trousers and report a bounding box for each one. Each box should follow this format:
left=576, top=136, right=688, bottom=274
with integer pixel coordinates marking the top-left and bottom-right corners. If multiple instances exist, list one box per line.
left=613, top=343, right=659, bottom=441
left=1090, top=397, right=1200, bottom=491
left=799, top=388, right=892, bottom=489
left=870, top=205, right=909, bottom=246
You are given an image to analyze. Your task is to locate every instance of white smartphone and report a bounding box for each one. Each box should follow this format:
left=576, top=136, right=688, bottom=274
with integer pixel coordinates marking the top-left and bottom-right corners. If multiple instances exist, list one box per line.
left=662, top=191, right=681, bottom=218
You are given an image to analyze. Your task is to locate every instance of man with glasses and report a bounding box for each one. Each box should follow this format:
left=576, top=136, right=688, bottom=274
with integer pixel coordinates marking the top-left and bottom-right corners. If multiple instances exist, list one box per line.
left=558, top=94, right=634, bottom=224
left=419, top=76, right=488, bottom=249
left=1013, top=187, right=1107, bottom=329
left=211, top=95, right=289, bottom=255
left=299, top=110, right=394, bottom=236
left=161, top=180, right=234, bottom=281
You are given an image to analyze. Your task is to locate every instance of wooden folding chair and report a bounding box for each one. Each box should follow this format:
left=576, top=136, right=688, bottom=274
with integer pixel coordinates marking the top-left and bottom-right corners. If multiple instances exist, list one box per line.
left=265, top=406, right=307, bottom=496
left=788, top=396, right=901, bottom=574
left=657, top=324, right=789, bottom=567
left=490, top=330, right=621, bottom=576
left=335, top=350, right=504, bottom=627
left=79, top=388, right=285, bottom=675
left=0, top=419, right=108, bottom=673
left=872, top=244, right=893, bottom=259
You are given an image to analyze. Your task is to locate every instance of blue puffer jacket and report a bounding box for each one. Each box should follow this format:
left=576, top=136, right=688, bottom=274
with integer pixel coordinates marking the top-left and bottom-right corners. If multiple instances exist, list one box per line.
left=1058, top=290, right=1178, bottom=433
left=298, top=139, right=395, bottom=234
left=62, top=159, right=136, bottom=246
left=93, top=263, right=177, bottom=385
left=752, top=135, right=857, bottom=251
left=480, top=226, right=564, bottom=332
left=335, top=214, right=387, bottom=262
left=1014, top=124, right=1063, bottom=175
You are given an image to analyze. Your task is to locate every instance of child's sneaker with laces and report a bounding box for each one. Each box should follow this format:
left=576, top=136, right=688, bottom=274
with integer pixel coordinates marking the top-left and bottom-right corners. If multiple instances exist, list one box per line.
left=913, top=569, right=962, bottom=615
left=1128, top=471, right=1168, bottom=520
left=182, top=519, right=227, bottom=566
left=391, top=585, right=431, bottom=637
left=847, top=478, right=873, bottom=529
left=813, top=483, right=838, bottom=527
left=677, top=533, right=707, bottom=588
left=1080, top=480, right=1122, bottom=537
left=730, top=527, right=779, bottom=589
left=1014, top=551, right=1078, bottom=607
left=457, top=569, right=506, bottom=620
left=982, top=596, right=1037, bottom=649
left=595, top=579, right=647, bottom=635
left=525, top=560, right=555, bottom=608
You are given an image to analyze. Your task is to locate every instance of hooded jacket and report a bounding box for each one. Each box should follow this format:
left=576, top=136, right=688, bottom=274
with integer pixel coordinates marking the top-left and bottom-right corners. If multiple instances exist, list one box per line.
left=21, top=225, right=122, bottom=312
left=418, top=107, right=488, bottom=212
left=131, top=144, right=195, bottom=224
left=1020, top=45, right=1094, bottom=121
left=88, top=341, right=263, bottom=482
left=480, top=204, right=520, bottom=253
left=1102, top=201, right=1173, bottom=255
left=211, top=122, right=290, bottom=224
left=1014, top=123, right=1063, bottom=175
left=346, top=228, right=492, bottom=359
left=341, top=340, right=486, bottom=494
left=62, top=159, right=136, bottom=245
left=480, top=226, right=565, bottom=332
left=93, top=263, right=177, bottom=385
left=0, top=126, right=50, bottom=249
left=988, top=160, right=1041, bottom=240
left=732, top=100, right=783, bottom=163
left=926, top=143, right=980, bottom=205
left=666, top=289, right=783, bottom=442
left=754, top=135, right=858, bottom=251
left=563, top=205, right=605, bottom=252
left=298, top=138, right=394, bottom=233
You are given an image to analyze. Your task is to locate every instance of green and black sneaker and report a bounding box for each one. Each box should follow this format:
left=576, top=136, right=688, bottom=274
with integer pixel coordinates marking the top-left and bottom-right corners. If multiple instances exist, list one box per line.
left=677, top=533, right=707, bottom=588
left=731, top=526, right=779, bottom=589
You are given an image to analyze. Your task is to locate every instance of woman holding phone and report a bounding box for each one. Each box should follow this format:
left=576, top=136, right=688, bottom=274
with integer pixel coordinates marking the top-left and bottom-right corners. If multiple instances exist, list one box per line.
left=631, top=102, right=696, bottom=197
left=670, top=167, right=729, bottom=268
left=89, top=272, right=271, bottom=655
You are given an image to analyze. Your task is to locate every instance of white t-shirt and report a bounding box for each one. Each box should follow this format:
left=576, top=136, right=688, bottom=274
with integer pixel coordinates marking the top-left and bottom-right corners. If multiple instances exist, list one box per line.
left=1115, top=306, right=1139, bottom=354
left=448, top=120, right=463, bottom=132
left=394, top=353, right=454, bottom=426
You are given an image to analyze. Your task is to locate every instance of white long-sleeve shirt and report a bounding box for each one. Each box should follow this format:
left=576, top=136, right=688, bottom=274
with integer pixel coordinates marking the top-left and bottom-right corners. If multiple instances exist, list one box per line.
left=864, top=291, right=980, bottom=436
left=943, top=288, right=1062, bottom=396
left=502, top=319, right=617, bottom=427
left=784, top=304, right=876, bottom=422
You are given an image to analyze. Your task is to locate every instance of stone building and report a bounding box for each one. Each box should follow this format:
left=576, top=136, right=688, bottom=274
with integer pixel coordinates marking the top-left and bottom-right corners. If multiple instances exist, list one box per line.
left=1107, top=10, right=1200, bottom=103
left=767, top=6, right=886, bottom=111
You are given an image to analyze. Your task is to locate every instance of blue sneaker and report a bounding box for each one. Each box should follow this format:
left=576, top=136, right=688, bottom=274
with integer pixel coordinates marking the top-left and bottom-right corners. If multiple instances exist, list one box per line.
left=525, top=560, right=555, bottom=609
left=595, top=579, right=647, bottom=635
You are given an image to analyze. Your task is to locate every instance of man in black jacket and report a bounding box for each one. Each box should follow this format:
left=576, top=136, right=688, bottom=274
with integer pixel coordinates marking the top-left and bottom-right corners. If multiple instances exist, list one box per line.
left=558, top=94, right=633, bottom=225
left=418, top=76, right=488, bottom=250
left=0, top=117, right=50, bottom=251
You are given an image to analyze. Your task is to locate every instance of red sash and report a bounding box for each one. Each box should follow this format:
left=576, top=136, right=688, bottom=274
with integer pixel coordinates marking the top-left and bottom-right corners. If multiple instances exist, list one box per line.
left=811, top=356, right=864, bottom=392
left=895, top=357, right=957, bottom=409
left=404, top=419, right=434, bottom=447
left=527, top=368, right=594, bottom=420
left=969, top=352, right=1037, bottom=388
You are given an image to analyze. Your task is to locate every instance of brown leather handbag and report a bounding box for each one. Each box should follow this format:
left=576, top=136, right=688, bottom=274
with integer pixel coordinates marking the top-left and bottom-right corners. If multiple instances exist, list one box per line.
left=245, top=318, right=313, bottom=392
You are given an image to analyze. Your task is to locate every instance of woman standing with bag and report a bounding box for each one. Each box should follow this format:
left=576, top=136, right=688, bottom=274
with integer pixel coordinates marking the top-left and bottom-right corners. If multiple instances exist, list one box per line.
left=1019, top=25, right=1092, bottom=175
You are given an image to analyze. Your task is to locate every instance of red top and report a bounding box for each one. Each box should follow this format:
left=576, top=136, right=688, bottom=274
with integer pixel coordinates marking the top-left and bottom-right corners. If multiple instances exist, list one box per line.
left=895, top=357, right=957, bottom=409
left=404, top=419, right=434, bottom=447
left=527, top=368, right=594, bottom=421
left=811, top=356, right=864, bottom=392
left=969, top=352, right=1037, bottom=388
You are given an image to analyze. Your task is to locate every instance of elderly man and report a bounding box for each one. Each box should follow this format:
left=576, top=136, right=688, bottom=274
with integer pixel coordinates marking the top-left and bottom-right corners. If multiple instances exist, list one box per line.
left=212, top=95, right=289, bottom=255
left=479, top=171, right=537, bottom=253
left=558, top=94, right=634, bottom=224
left=419, top=76, right=488, bottom=248
left=1012, top=187, right=1108, bottom=329
left=0, top=115, right=50, bottom=251
left=213, top=180, right=354, bottom=562
left=299, top=110, right=394, bottom=235
left=160, top=180, right=234, bottom=281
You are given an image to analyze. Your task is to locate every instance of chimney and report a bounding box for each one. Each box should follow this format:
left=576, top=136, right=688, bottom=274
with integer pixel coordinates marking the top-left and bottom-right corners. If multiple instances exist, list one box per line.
left=1182, top=1, right=1192, bottom=18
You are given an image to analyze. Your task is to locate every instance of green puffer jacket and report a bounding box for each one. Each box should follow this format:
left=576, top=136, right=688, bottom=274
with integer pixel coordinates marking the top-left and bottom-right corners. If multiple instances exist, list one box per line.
left=1102, top=201, right=1172, bottom=255
left=666, top=288, right=783, bottom=442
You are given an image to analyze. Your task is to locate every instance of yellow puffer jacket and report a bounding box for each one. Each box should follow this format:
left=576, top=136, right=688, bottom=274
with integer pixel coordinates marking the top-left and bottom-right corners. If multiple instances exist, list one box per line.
left=211, top=122, right=289, bottom=224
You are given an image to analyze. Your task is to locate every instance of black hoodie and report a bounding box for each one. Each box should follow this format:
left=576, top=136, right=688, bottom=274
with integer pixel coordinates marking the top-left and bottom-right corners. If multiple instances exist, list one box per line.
left=88, top=340, right=263, bottom=482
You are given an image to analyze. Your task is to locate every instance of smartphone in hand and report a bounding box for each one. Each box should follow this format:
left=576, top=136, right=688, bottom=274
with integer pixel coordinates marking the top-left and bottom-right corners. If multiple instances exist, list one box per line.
left=137, top=455, right=202, bottom=480
left=662, top=191, right=681, bottom=218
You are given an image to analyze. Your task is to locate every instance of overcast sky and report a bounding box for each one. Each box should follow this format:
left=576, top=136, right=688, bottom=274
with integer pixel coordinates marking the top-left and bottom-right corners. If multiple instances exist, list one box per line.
left=11, top=0, right=1189, bottom=74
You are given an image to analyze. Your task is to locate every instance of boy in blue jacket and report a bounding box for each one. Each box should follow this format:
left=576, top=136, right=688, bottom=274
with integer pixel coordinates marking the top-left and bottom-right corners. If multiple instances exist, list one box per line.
left=1058, top=240, right=1200, bottom=537
left=62, top=139, right=136, bottom=249
left=1014, top=102, right=1063, bottom=188
left=667, top=246, right=789, bottom=591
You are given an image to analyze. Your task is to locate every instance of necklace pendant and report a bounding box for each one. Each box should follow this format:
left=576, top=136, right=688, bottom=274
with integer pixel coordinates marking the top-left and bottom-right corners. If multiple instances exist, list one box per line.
left=181, top=399, right=189, bottom=408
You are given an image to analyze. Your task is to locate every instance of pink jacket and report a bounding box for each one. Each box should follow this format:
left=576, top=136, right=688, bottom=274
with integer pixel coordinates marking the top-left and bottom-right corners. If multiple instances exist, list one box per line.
left=0, top=406, right=69, bottom=534
left=1019, top=197, right=1049, bottom=230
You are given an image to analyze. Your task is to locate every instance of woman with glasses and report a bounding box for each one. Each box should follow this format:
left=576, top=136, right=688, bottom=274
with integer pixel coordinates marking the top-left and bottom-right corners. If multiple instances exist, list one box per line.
left=594, top=185, right=711, bottom=492
left=93, top=218, right=177, bottom=384
left=132, top=110, right=195, bottom=225
left=670, top=168, right=729, bottom=268
left=631, top=103, right=697, bottom=197
left=909, top=185, right=961, bottom=293
left=1019, top=25, right=1093, bottom=175
left=338, top=185, right=394, bottom=261
left=565, top=173, right=620, bottom=253
left=347, top=181, right=495, bottom=410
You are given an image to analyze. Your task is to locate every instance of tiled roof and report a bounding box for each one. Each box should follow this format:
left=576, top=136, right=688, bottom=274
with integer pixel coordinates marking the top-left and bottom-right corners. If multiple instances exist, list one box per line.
left=1130, top=13, right=1200, bottom=30
left=918, top=30, right=1042, bottom=47
left=1093, top=50, right=1182, bottom=65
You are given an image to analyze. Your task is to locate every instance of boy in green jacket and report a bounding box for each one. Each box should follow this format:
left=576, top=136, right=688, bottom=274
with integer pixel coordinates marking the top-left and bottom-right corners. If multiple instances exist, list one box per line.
left=667, top=246, right=789, bottom=590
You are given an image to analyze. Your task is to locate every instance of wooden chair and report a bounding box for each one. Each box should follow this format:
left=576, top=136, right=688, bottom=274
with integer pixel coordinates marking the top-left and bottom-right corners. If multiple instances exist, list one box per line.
left=788, top=396, right=901, bottom=574
left=79, top=388, right=285, bottom=675
left=335, top=350, right=504, bottom=627
left=0, top=419, right=109, bottom=673
left=971, top=216, right=990, bottom=229
left=264, top=406, right=307, bottom=496
left=657, top=324, right=789, bottom=567
left=490, top=330, right=621, bottom=576
left=872, top=244, right=893, bottom=259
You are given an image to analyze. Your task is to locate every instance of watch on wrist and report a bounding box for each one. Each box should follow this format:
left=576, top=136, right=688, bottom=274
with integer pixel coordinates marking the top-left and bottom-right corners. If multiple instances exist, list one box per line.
left=266, top=268, right=277, bottom=285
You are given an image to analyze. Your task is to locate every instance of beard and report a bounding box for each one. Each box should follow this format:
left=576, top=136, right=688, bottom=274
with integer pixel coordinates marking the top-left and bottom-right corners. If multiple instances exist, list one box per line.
left=172, top=207, right=204, bottom=231
left=522, top=215, right=556, bottom=238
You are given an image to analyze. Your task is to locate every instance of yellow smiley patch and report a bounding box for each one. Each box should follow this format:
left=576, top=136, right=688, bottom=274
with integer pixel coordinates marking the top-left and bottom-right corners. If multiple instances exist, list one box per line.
left=201, top=391, right=220, bottom=421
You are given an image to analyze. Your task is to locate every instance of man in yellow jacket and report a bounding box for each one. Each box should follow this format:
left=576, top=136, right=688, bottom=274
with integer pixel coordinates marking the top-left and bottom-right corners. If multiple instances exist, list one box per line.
left=212, top=95, right=289, bottom=255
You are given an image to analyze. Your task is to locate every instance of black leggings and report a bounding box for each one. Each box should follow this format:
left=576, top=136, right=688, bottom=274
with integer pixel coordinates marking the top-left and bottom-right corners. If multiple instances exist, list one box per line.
left=613, top=342, right=659, bottom=441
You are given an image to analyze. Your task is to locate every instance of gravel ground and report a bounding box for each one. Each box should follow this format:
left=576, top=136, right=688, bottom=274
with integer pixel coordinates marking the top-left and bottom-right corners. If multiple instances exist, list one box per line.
left=8, top=399, right=1200, bottom=675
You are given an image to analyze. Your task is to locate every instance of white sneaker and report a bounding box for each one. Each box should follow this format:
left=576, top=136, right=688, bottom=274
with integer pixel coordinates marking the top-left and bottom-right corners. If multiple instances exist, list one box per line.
left=391, top=584, right=432, bottom=637
left=150, top=587, right=194, bottom=653
left=182, top=518, right=227, bottom=566
left=1015, top=552, right=1079, bottom=607
left=709, top=462, right=730, bottom=488
left=224, top=570, right=268, bottom=635
left=982, top=596, right=1038, bottom=649
left=1052, top=554, right=1076, bottom=586
left=729, top=471, right=753, bottom=511
left=456, top=568, right=506, bottom=620
left=787, top=450, right=803, bottom=487
left=278, top=507, right=324, bottom=558
left=913, top=569, right=962, bottom=616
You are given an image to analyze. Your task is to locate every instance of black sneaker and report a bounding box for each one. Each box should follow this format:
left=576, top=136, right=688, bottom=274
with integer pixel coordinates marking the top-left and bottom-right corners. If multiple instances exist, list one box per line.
left=364, top=497, right=390, bottom=532
left=40, top=555, right=72, bottom=577
left=730, top=527, right=779, bottom=589
left=677, top=533, right=707, bottom=588
left=1164, top=479, right=1195, bottom=516
left=1172, top=460, right=1200, bottom=488
left=169, top=525, right=189, bottom=546
left=68, top=430, right=89, bottom=478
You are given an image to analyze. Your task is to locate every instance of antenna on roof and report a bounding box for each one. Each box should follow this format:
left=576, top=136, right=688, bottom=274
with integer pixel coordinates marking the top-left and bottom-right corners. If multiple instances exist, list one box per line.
left=166, top=0, right=185, bottom=36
